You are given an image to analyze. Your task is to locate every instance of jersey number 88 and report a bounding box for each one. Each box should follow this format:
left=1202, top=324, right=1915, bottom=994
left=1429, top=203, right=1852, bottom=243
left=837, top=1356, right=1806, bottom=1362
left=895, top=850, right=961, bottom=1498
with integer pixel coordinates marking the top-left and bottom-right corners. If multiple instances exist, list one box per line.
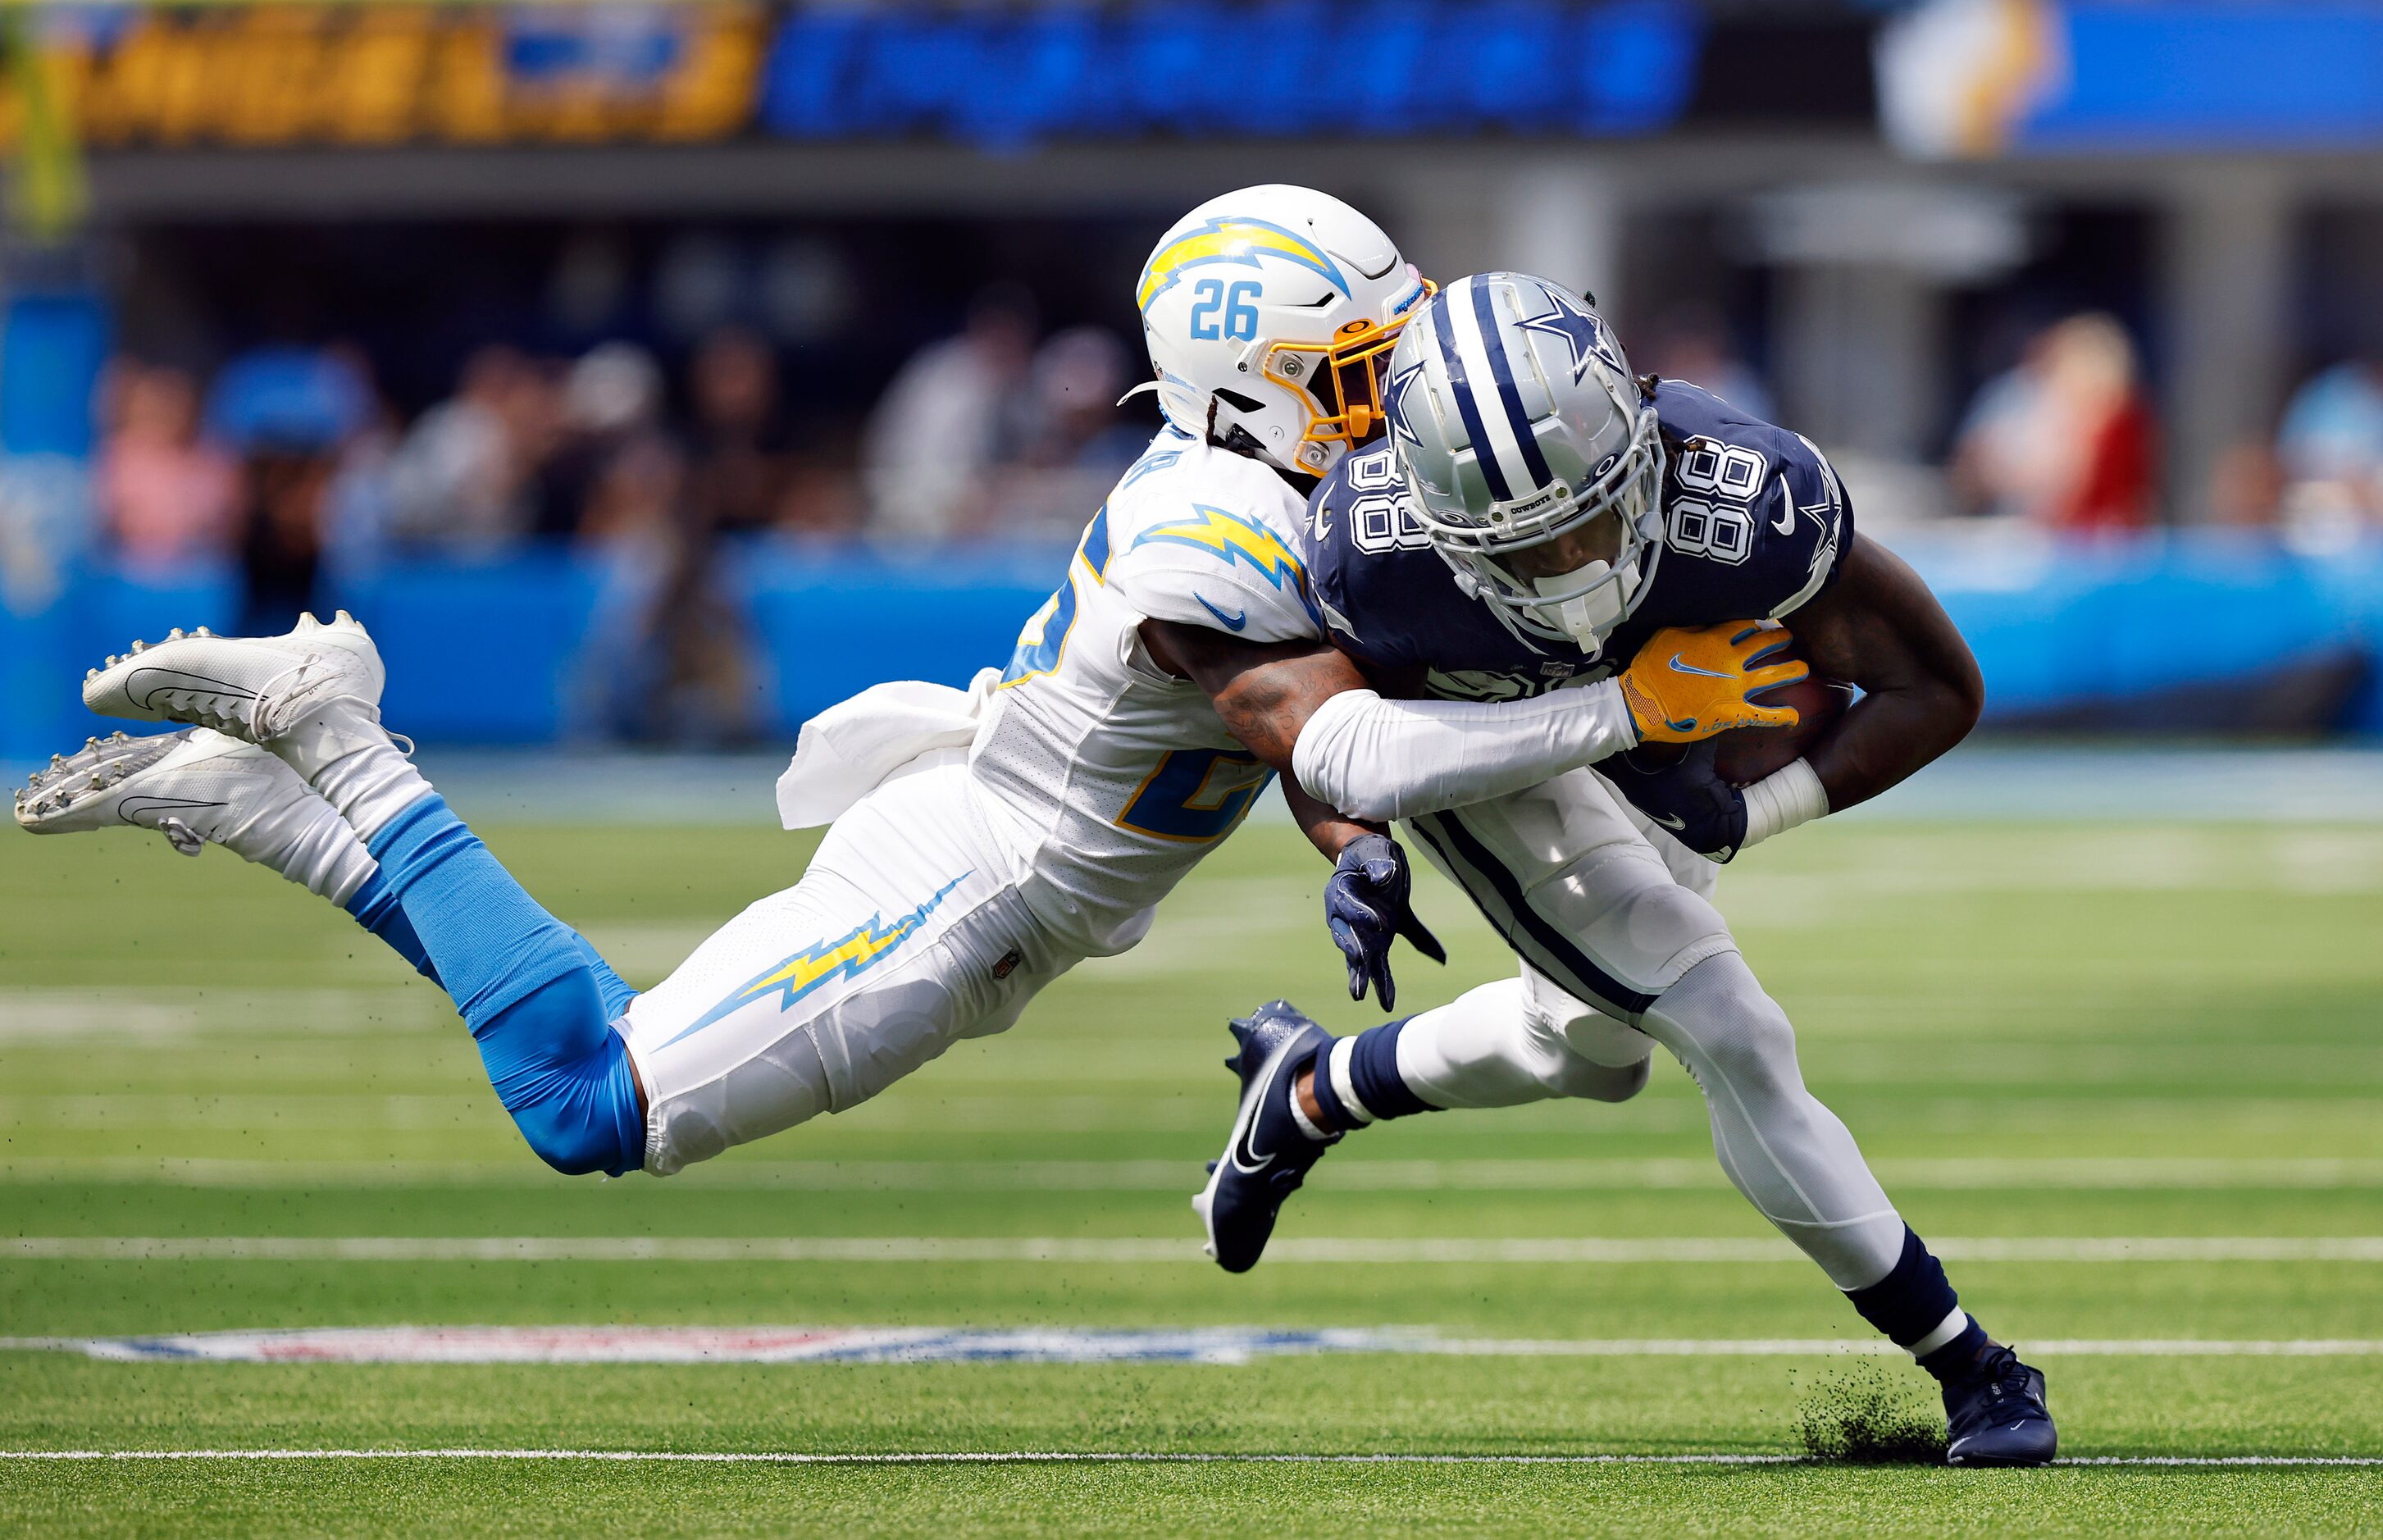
left=1665, top=441, right=1766, bottom=567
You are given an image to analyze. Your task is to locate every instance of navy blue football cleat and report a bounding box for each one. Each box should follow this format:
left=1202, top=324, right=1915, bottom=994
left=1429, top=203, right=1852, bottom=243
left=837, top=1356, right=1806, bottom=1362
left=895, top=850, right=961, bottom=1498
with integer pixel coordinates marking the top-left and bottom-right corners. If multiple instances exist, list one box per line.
left=1194, top=1000, right=1337, bottom=1273
left=1943, top=1344, right=2057, bottom=1466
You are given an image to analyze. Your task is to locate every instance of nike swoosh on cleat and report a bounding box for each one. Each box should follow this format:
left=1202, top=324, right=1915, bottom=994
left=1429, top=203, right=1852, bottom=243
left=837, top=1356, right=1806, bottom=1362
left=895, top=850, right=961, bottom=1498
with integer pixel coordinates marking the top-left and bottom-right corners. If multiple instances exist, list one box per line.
left=1228, top=1052, right=1290, bottom=1175
left=1650, top=813, right=1687, bottom=831
left=115, top=796, right=226, bottom=826
left=1196, top=594, right=1247, bottom=631
left=1667, top=654, right=1732, bottom=679
left=125, top=667, right=258, bottom=709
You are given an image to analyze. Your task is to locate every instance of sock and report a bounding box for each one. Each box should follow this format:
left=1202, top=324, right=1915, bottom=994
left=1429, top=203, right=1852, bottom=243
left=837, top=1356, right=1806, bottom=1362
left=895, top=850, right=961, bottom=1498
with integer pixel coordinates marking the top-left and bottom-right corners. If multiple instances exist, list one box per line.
left=299, top=701, right=435, bottom=841
left=474, top=967, right=645, bottom=1178
left=367, top=794, right=592, bottom=1025
left=1306, top=1021, right=1439, bottom=1132
left=1845, top=1227, right=1993, bottom=1381
left=567, top=928, right=638, bottom=1022
left=274, top=802, right=380, bottom=905
left=367, top=793, right=643, bottom=1176
left=342, top=868, right=440, bottom=984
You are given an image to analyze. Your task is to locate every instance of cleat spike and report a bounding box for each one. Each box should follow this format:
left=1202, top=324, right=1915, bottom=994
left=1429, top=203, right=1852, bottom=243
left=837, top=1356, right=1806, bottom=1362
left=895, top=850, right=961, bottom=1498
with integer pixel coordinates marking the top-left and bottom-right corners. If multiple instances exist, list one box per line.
left=49, top=754, right=63, bottom=768
left=104, top=655, right=119, bottom=667
left=84, top=736, right=98, bottom=750
left=166, top=626, right=185, bottom=640
left=85, top=667, right=98, bottom=681
left=110, top=731, right=129, bottom=743
left=129, top=639, right=145, bottom=654
left=296, top=612, right=321, bottom=631
left=194, top=626, right=213, bottom=637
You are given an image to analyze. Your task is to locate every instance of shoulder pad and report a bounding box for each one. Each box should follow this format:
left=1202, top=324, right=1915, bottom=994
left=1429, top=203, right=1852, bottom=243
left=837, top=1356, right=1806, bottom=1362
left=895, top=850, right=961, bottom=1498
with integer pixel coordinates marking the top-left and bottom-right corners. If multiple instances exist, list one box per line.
left=1651, top=383, right=1852, bottom=621
left=1105, top=442, right=1321, bottom=643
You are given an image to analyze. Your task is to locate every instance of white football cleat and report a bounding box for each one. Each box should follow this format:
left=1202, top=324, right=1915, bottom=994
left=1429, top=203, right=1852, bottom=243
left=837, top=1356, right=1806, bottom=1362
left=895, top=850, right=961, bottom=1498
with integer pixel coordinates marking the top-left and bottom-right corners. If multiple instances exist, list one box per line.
left=82, top=611, right=385, bottom=747
left=12, top=727, right=368, bottom=900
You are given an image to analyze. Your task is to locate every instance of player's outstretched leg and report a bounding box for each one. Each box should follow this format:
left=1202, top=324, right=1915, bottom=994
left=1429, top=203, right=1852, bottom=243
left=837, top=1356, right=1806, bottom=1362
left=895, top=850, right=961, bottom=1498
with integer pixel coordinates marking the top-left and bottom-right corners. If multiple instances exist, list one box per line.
left=82, top=614, right=645, bottom=1178
left=1196, top=975, right=1650, bottom=1271
left=12, top=725, right=437, bottom=981
left=1638, top=951, right=2057, bottom=1466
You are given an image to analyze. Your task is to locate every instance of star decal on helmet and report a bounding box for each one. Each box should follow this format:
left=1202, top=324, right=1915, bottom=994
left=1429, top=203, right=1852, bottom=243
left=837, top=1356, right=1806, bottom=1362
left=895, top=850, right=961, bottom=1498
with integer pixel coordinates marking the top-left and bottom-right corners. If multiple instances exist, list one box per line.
left=1516, top=289, right=1624, bottom=386
left=1383, top=357, right=1428, bottom=449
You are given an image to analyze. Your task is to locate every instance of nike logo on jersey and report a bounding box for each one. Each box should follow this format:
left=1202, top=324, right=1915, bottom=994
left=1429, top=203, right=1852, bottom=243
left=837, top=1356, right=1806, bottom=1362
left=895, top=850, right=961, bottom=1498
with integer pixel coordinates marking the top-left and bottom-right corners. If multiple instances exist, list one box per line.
left=1196, top=594, right=1247, bottom=631
left=1668, top=654, right=1733, bottom=679
left=1772, top=502, right=1798, bottom=535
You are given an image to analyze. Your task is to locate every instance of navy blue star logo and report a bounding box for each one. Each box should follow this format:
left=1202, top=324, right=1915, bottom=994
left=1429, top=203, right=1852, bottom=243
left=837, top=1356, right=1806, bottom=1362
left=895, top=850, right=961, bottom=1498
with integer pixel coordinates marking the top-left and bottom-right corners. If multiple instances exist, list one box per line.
left=1516, top=290, right=1622, bottom=386
left=1383, top=358, right=1428, bottom=449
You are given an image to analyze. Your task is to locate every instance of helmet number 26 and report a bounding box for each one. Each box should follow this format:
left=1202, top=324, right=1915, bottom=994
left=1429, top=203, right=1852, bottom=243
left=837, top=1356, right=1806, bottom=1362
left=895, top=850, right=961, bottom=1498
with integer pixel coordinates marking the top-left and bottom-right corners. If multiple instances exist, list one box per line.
left=1187, top=279, right=1262, bottom=343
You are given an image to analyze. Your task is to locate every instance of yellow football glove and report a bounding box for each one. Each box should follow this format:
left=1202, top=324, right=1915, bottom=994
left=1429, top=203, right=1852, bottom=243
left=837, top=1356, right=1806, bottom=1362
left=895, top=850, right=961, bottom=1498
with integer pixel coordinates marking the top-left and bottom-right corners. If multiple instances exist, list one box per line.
left=1618, top=622, right=1809, bottom=745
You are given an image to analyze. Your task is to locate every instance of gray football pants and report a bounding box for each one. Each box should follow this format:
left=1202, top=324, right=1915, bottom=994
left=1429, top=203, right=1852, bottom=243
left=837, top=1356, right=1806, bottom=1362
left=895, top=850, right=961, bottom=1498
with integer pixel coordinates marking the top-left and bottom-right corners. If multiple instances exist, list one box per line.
left=1399, top=767, right=1907, bottom=1290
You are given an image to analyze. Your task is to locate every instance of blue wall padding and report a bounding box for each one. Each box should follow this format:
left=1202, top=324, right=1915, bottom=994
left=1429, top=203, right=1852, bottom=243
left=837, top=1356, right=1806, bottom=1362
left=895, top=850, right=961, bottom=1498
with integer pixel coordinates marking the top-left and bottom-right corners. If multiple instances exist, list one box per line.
left=8, top=535, right=2383, bottom=754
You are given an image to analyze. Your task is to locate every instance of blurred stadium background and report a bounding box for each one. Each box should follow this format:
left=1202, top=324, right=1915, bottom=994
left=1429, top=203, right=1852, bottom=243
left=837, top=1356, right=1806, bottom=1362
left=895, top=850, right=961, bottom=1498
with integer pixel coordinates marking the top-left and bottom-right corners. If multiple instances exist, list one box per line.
left=2, top=0, right=2383, bottom=758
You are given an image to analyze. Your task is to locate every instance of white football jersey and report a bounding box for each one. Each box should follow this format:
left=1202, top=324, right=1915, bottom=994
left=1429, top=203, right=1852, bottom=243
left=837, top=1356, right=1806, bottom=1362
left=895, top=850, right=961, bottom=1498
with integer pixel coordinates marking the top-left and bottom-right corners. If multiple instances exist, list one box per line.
left=968, top=426, right=1322, bottom=956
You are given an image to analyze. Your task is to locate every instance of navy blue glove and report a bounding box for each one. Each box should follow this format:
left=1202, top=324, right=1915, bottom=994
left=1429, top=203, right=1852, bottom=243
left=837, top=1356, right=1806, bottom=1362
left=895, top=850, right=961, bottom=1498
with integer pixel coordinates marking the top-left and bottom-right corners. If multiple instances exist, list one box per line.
left=1325, top=832, right=1447, bottom=1009
left=1602, top=743, right=1747, bottom=863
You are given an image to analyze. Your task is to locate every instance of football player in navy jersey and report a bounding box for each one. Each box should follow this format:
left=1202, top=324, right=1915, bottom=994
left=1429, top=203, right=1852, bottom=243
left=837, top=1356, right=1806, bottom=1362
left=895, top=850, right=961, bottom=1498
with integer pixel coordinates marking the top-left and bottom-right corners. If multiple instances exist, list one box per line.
left=1150, top=273, right=2052, bottom=1465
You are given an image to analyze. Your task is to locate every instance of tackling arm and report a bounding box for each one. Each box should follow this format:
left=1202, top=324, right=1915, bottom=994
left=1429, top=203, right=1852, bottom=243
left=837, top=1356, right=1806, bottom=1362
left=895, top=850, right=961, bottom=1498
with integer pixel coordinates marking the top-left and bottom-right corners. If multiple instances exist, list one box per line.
left=1785, top=535, right=1984, bottom=813
left=1141, top=620, right=1641, bottom=827
left=1139, top=621, right=1447, bottom=1006
left=1141, top=617, right=1802, bottom=827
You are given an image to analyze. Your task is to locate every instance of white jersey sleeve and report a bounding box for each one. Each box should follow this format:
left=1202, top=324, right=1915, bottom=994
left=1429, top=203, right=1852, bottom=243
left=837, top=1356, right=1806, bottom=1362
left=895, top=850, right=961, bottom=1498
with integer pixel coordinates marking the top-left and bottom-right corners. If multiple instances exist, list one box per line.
left=1099, top=434, right=1323, bottom=645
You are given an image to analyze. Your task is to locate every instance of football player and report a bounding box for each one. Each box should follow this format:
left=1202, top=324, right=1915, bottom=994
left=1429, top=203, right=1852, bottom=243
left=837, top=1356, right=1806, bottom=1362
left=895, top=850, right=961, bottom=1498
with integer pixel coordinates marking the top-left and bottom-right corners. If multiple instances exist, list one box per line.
left=15, top=192, right=1678, bottom=1187
left=1165, top=272, right=2054, bottom=1466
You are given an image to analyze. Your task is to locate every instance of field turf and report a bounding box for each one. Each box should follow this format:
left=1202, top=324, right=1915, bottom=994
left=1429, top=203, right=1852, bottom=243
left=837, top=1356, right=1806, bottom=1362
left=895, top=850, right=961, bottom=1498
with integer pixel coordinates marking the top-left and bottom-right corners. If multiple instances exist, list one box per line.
left=4, top=806, right=2382, bottom=1534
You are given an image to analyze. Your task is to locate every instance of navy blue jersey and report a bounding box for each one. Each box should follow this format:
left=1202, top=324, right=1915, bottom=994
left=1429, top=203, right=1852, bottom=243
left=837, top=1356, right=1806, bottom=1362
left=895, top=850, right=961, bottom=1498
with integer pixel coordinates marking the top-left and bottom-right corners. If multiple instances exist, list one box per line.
left=1304, top=380, right=1852, bottom=701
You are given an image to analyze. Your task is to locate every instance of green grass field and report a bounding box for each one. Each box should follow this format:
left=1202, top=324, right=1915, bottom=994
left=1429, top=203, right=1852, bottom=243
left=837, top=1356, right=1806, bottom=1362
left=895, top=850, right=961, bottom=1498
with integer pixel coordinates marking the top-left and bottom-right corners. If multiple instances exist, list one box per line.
left=5, top=804, right=2383, bottom=1534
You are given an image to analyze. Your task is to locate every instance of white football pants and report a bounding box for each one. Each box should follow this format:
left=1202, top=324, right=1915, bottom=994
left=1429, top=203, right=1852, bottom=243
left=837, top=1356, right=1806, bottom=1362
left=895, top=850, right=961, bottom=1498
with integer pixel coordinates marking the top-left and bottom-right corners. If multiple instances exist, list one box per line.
left=1399, top=767, right=1907, bottom=1290
left=620, top=752, right=1074, bottom=1176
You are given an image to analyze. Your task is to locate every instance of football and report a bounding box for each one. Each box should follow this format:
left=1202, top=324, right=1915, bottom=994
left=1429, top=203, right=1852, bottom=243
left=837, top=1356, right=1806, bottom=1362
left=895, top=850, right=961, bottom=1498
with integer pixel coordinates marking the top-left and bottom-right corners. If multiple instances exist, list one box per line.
left=1711, top=670, right=1852, bottom=786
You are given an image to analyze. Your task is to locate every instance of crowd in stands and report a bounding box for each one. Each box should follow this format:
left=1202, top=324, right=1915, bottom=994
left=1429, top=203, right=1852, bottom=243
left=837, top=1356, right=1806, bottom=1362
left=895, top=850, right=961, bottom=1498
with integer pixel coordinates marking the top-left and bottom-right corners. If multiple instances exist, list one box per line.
left=90, top=298, right=2383, bottom=607
left=96, top=302, right=1147, bottom=595
left=71, top=297, right=1149, bottom=742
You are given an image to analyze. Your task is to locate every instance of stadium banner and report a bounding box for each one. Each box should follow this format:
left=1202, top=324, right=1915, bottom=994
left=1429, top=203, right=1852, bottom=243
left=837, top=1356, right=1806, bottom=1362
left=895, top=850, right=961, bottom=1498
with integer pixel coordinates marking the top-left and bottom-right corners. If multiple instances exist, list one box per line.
left=0, top=1, right=1705, bottom=153
left=1880, top=0, right=2383, bottom=159
left=0, top=3, right=770, bottom=150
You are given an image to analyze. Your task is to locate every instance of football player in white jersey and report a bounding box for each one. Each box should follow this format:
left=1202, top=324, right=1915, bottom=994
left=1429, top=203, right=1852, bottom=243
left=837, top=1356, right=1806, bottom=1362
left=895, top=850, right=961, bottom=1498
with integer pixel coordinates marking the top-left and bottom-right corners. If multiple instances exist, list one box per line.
left=17, top=189, right=1768, bottom=1191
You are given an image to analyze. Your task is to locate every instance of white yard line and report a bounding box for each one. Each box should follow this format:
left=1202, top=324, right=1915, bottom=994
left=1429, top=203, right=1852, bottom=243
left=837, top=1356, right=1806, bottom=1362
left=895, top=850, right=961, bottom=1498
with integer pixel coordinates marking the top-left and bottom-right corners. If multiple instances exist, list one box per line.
left=0, top=1449, right=2377, bottom=1468
left=11, top=1156, right=2383, bottom=1190
left=11, top=1236, right=2383, bottom=1264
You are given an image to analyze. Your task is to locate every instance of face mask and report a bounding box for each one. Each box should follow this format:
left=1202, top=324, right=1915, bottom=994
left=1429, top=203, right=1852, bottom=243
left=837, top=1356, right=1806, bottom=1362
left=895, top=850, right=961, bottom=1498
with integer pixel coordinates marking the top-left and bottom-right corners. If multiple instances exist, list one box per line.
left=1532, top=555, right=1639, bottom=658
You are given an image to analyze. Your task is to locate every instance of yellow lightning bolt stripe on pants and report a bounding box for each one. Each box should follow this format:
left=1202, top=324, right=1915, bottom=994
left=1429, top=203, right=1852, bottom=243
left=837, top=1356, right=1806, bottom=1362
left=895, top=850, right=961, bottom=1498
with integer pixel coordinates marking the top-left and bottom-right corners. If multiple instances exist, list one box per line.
left=656, top=874, right=968, bottom=1050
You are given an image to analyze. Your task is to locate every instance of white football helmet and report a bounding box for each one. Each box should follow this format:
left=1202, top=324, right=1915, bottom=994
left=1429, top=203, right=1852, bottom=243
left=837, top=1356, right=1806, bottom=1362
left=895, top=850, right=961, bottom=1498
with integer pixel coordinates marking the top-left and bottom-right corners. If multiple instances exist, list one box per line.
left=1383, top=271, right=1666, bottom=659
left=1137, top=185, right=1431, bottom=477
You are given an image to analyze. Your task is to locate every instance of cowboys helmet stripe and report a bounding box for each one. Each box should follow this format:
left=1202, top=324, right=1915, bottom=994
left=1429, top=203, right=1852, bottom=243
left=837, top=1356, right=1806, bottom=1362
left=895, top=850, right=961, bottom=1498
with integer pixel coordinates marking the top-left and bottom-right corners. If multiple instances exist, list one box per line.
left=1468, top=276, right=1555, bottom=492
left=1428, top=288, right=1511, bottom=503
left=1446, top=277, right=1540, bottom=505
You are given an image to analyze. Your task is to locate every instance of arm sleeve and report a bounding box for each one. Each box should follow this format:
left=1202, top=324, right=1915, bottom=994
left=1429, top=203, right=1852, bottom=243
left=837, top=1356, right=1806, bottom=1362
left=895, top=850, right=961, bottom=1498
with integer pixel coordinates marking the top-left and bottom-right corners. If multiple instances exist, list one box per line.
left=1291, top=681, right=1639, bottom=823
